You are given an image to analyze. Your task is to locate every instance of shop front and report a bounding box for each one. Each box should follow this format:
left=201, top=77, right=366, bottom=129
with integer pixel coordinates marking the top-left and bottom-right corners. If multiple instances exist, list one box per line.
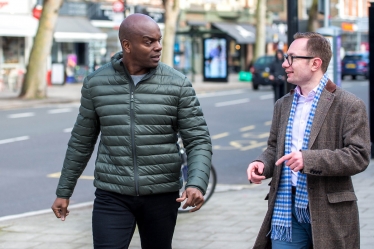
left=51, top=15, right=107, bottom=84
left=0, top=0, right=38, bottom=90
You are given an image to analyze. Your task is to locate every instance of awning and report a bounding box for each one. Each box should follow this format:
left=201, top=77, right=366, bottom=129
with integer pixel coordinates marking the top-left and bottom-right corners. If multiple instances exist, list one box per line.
left=54, top=16, right=107, bottom=43
left=0, top=14, right=38, bottom=37
left=212, top=22, right=288, bottom=44
left=212, top=23, right=256, bottom=44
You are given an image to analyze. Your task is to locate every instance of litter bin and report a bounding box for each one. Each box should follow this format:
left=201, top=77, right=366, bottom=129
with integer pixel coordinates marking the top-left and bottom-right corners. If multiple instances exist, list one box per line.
left=239, top=71, right=252, bottom=82
left=51, top=63, right=65, bottom=85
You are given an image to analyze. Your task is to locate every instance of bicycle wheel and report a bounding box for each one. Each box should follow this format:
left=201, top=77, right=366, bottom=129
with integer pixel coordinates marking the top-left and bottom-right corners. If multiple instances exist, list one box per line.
left=178, top=164, right=217, bottom=213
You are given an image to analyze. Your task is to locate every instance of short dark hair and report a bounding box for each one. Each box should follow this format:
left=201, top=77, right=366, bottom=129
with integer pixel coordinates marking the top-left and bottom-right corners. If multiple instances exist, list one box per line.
left=293, top=32, right=332, bottom=73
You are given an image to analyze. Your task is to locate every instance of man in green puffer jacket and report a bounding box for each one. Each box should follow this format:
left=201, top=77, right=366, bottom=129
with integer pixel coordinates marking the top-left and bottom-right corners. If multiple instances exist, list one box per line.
left=51, top=13, right=212, bottom=249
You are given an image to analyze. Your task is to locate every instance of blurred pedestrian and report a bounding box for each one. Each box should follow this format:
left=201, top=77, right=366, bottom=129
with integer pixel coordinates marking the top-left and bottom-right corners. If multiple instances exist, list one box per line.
left=268, top=49, right=286, bottom=102
left=247, top=32, right=370, bottom=248
left=51, top=13, right=212, bottom=249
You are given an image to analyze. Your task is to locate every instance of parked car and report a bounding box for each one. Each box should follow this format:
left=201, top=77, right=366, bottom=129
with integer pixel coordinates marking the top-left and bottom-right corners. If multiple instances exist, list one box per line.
left=341, top=51, right=369, bottom=80
left=250, top=55, right=274, bottom=90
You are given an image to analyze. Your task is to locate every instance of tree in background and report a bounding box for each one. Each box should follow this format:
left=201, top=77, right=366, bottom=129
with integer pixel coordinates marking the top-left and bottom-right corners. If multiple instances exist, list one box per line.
left=307, top=0, right=319, bottom=32
left=19, top=0, right=63, bottom=99
left=254, top=0, right=266, bottom=61
left=161, top=0, right=180, bottom=67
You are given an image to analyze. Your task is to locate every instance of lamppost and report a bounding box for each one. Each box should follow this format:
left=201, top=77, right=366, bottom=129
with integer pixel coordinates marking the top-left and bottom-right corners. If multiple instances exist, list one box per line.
left=285, top=0, right=298, bottom=93
left=368, top=1, right=374, bottom=157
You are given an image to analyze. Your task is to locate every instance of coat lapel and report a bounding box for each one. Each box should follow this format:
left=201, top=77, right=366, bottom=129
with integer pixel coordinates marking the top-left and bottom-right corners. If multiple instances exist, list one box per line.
left=308, top=81, right=336, bottom=148
left=272, top=93, right=294, bottom=180
left=278, top=93, right=294, bottom=156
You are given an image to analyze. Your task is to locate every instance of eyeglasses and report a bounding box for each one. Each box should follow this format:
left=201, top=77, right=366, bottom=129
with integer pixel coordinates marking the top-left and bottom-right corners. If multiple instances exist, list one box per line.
left=283, top=53, right=315, bottom=66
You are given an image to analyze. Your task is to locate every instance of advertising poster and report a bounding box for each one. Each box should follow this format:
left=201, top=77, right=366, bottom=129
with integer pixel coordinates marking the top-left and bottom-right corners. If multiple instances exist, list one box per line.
left=203, top=38, right=228, bottom=82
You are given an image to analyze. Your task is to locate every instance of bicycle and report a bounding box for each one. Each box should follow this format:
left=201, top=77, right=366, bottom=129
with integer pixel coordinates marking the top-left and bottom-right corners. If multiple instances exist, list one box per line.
left=177, top=134, right=217, bottom=213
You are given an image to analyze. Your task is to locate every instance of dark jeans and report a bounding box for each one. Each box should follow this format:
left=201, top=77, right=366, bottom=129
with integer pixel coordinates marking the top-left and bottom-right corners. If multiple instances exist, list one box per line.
left=271, top=194, right=312, bottom=249
left=92, top=188, right=180, bottom=249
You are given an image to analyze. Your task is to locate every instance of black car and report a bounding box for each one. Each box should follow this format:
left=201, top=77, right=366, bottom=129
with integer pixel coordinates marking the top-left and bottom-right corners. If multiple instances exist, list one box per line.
left=250, top=55, right=274, bottom=90
left=341, top=52, right=369, bottom=80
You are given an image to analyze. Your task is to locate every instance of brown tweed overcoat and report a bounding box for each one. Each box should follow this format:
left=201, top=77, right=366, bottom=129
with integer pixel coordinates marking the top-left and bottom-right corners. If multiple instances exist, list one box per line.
left=252, top=80, right=371, bottom=249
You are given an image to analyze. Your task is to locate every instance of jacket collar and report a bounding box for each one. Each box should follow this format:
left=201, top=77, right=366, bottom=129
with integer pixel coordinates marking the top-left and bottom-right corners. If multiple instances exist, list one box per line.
left=289, top=79, right=336, bottom=95
left=111, top=51, right=158, bottom=81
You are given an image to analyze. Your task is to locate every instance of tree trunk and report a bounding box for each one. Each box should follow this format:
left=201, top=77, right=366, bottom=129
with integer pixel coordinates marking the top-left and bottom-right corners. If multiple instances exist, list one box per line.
left=254, top=0, right=266, bottom=61
left=161, top=0, right=180, bottom=67
left=19, top=0, right=63, bottom=99
left=307, top=0, right=319, bottom=32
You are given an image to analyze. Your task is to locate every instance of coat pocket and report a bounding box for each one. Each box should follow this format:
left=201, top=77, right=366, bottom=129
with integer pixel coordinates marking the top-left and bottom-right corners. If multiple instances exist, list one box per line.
left=327, top=191, right=357, bottom=203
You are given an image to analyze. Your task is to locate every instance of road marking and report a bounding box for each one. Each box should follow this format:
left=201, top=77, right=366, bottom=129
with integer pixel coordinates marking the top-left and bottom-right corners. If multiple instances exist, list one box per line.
left=211, top=132, right=229, bottom=140
left=212, top=145, right=237, bottom=150
left=47, top=172, right=94, bottom=180
left=215, top=98, right=250, bottom=107
left=259, top=94, right=273, bottom=100
left=242, top=132, right=269, bottom=139
left=240, top=125, right=255, bottom=132
left=0, top=136, right=29, bottom=145
left=229, top=140, right=268, bottom=151
left=239, top=141, right=268, bottom=151
left=48, top=108, right=72, bottom=114
left=258, top=132, right=270, bottom=138
left=8, top=112, right=35, bottom=118
left=63, top=127, right=73, bottom=133
left=264, top=121, right=272, bottom=126
left=197, top=89, right=247, bottom=98
left=230, top=141, right=245, bottom=149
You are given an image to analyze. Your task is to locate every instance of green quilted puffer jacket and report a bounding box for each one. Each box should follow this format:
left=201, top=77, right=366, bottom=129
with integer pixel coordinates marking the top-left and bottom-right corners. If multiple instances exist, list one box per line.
left=56, top=52, right=212, bottom=198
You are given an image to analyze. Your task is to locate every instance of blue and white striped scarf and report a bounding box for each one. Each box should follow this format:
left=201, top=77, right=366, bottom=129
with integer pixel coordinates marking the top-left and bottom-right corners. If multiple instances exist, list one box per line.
left=270, top=74, right=328, bottom=242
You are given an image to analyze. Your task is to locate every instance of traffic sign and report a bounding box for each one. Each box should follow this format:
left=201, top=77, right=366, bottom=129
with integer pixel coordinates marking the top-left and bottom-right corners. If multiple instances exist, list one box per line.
left=112, top=1, right=124, bottom=13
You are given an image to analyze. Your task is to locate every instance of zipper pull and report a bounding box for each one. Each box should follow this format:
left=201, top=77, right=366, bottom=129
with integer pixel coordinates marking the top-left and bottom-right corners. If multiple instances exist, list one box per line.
left=131, top=92, right=134, bottom=109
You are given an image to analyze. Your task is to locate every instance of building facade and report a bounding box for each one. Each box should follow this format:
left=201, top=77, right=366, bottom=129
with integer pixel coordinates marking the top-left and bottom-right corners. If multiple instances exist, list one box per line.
left=0, top=0, right=370, bottom=87
left=0, top=0, right=37, bottom=89
left=0, top=0, right=108, bottom=87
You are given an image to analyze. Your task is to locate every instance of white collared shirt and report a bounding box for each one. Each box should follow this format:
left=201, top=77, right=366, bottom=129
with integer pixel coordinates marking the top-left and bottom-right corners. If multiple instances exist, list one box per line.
left=291, top=84, right=319, bottom=186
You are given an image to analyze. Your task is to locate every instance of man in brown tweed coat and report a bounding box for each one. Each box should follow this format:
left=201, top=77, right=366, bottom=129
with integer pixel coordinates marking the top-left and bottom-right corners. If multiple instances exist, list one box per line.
left=247, top=32, right=370, bottom=248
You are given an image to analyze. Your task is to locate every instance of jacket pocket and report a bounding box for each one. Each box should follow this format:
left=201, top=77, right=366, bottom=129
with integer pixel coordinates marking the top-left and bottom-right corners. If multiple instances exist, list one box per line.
left=327, top=191, right=357, bottom=203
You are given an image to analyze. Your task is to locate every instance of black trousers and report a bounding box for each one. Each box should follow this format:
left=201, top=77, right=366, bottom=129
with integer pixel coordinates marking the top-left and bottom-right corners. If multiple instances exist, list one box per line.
left=92, top=188, right=180, bottom=249
left=273, top=80, right=285, bottom=103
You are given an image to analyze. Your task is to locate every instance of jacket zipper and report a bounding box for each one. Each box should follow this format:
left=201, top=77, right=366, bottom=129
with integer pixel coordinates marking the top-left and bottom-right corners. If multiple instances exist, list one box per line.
left=130, top=87, right=139, bottom=196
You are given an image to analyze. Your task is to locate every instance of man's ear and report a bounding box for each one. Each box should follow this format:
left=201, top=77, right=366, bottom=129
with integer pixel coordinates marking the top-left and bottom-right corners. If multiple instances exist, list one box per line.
left=311, top=58, right=322, bottom=72
left=122, top=39, right=130, bottom=54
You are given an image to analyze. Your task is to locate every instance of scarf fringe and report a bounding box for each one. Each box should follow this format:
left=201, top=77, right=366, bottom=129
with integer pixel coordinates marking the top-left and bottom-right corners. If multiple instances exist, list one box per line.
left=295, top=207, right=310, bottom=223
left=270, top=225, right=292, bottom=242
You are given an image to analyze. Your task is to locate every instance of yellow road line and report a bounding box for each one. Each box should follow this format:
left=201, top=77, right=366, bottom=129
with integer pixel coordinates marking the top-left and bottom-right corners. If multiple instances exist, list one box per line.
left=211, top=132, right=229, bottom=140
left=240, top=125, right=255, bottom=132
left=240, top=141, right=268, bottom=151
left=258, top=132, right=270, bottom=138
left=212, top=145, right=237, bottom=150
left=229, top=141, right=243, bottom=149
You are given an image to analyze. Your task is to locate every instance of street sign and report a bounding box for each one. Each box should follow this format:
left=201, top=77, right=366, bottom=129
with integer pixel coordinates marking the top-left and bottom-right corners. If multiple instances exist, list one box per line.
left=32, top=4, right=43, bottom=20
left=112, top=1, right=124, bottom=13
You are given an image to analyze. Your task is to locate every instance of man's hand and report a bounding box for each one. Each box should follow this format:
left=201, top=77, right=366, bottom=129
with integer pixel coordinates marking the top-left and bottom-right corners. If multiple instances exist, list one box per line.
left=51, top=198, right=70, bottom=221
left=176, top=187, right=204, bottom=212
left=276, top=151, right=304, bottom=172
left=247, top=161, right=266, bottom=184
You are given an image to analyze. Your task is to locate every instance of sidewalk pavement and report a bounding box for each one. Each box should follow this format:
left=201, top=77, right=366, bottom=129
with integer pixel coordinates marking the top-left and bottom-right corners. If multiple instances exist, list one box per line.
left=0, top=73, right=253, bottom=110
left=0, top=162, right=373, bottom=249
left=1, top=74, right=373, bottom=248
